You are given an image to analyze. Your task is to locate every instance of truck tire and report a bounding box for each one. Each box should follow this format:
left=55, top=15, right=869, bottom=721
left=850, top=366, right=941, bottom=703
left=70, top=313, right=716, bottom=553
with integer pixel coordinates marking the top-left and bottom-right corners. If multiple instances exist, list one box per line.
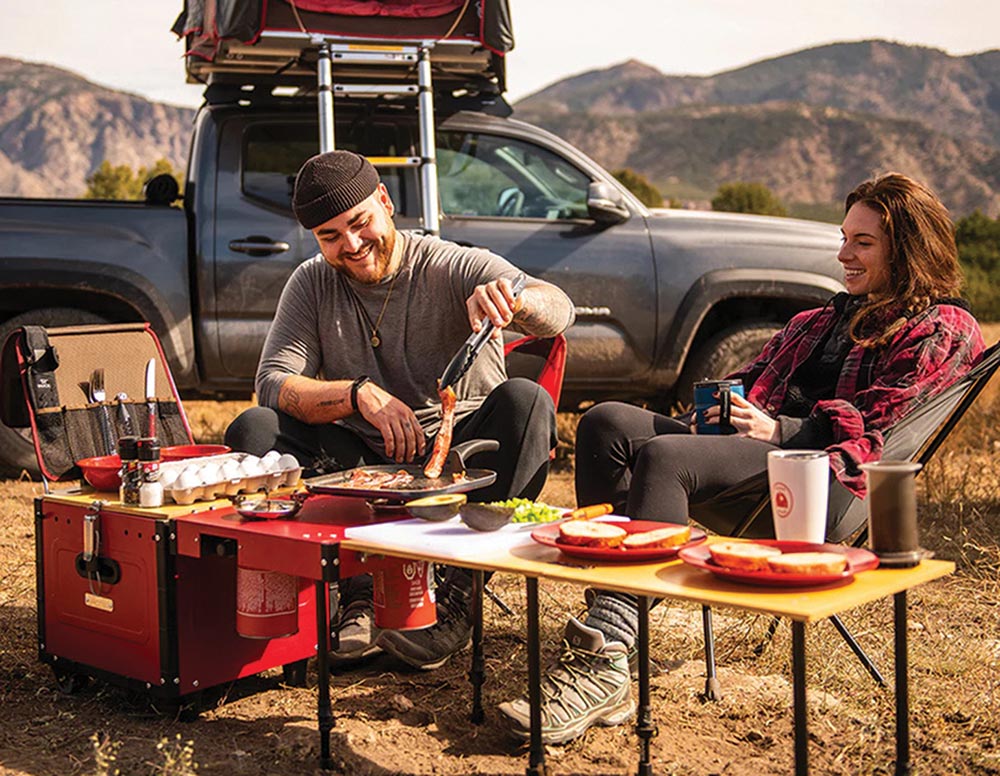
left=0, top=308, right=108, bottom=477
left=675, top=322, right=782, bottom=408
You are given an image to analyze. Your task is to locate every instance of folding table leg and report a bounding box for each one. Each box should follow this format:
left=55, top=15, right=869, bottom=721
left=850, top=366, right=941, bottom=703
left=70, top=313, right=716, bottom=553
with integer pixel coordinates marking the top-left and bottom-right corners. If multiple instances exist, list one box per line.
left=635, top=595, right=656, bottom=776
left=791, top=621, right=808, bottom=776
left=701, top=605, right=722, bottom=700
left=470, top=569, right=486, bottom=724
left=894, top=591, right=911, bottom=775
left=315, top=579, right=334, bottom=770
left=526, top=576, right=547, bottom=776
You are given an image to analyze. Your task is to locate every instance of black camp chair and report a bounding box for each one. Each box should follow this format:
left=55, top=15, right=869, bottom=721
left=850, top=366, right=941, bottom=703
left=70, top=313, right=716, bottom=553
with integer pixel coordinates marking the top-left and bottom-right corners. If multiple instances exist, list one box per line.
left=699, top=340, right=1000, bottom=699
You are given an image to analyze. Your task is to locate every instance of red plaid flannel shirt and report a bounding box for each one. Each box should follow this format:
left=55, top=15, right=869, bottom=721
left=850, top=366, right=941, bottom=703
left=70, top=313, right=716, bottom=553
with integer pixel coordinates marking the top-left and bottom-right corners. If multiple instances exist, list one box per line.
left=729, top=299, right=984, bottom=497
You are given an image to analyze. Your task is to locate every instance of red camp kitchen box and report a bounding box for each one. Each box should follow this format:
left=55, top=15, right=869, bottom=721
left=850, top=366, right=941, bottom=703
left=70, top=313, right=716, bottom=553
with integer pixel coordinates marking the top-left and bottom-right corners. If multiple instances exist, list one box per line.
left=1, top=323, right=323, bottom=701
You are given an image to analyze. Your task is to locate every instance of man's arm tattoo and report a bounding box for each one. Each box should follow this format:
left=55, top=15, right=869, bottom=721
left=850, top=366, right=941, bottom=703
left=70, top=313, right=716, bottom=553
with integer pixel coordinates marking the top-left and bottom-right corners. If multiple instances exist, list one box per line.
left=514, top=285, right=576, bottom=337
left=279, top=384, right=303, bottom=416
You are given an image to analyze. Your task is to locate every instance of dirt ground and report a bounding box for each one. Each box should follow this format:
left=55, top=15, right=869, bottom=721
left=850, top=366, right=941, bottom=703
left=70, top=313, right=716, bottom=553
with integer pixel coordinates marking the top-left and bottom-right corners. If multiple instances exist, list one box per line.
left=2, top=382, right=1000, bottom=774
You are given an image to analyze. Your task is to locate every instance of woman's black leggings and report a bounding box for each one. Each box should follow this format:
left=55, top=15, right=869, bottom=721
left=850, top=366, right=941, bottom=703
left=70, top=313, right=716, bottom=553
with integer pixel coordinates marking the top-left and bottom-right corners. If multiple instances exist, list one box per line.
left=574, top=401, right=780, bottom=537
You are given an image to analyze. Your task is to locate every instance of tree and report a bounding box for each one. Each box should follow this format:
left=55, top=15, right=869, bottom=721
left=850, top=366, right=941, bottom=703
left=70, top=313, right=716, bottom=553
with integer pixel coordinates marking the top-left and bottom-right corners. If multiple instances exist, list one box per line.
left=711, top=181, right=787, bottom=217
left=955, top=209, right=1000, bottom=321
left=84, top=158, right=183, bottom=201
left=612, top=168, right=664, bottom=208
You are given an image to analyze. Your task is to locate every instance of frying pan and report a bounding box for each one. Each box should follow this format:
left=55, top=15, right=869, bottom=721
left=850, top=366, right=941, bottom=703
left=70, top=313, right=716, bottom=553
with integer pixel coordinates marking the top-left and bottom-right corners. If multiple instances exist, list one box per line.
left=305, top=438, right=499, bottom=501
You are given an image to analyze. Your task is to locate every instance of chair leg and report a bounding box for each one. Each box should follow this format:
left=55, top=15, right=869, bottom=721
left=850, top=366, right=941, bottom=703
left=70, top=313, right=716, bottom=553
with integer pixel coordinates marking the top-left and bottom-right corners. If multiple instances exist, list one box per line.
left=484, top=583, right=515, bottom=617
left=701, top=605, right=722, bottom=700
left=829, top=614, right=887, bottom=687
left=753, top=616, right=781, bottom=657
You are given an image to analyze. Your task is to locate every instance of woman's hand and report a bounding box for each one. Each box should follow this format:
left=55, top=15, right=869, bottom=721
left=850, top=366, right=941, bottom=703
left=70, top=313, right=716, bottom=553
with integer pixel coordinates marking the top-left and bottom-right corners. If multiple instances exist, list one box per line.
left=727, top=393, right=780, bottom=443
left=355, top=381, right=427, bottom=462
left=694, top=393, right=780, bottom=444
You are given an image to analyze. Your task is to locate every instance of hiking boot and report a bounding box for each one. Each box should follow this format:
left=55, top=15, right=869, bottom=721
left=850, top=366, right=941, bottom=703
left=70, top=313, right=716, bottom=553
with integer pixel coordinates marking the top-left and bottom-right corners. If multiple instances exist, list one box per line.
left=497, top=617, right=635, bottom=745
left=376, top=566, right=473, bottom=670
left=583, top=587, right=640, bottom=676
left=331, top=577, right=381, bottom=662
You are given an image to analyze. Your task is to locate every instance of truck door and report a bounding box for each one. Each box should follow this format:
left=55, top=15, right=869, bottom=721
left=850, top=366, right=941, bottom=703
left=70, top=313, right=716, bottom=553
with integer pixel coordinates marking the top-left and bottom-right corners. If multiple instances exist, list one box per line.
left=435, top=126, right=657, bottom=391
left=209, top=116, right=408, bottom=383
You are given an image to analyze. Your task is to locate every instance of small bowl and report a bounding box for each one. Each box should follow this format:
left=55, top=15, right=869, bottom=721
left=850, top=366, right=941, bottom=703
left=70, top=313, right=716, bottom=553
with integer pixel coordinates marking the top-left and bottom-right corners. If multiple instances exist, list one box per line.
left=230, top=492, right=308, bottom=520
left=77, top=454, right=122, bottom=491
left=161, top=444, right=232, bottom=462
left=460, top=503, right=515, bottom=532
left=406, top=493, right=467, bottom=521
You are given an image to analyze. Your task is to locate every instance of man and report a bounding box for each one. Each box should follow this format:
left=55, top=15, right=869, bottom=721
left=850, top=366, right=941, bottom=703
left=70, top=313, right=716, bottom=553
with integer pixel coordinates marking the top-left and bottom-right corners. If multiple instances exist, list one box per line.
left=225, top=150, right=574, bottom=670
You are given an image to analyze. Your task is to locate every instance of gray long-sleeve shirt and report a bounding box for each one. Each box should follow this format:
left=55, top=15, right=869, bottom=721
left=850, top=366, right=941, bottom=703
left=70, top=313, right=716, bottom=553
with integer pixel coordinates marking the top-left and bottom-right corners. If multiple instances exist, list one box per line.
left=255, top=230, right=527, bottom=452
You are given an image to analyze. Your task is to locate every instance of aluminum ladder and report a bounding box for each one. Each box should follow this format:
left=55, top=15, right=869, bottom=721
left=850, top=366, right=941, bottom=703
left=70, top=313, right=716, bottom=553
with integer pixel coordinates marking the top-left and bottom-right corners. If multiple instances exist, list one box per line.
left=313, top=38, right=440, bottom=235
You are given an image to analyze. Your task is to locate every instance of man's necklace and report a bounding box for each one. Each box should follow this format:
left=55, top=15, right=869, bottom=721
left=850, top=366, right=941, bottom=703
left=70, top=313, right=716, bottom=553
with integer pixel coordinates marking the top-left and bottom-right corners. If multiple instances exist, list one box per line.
left=346, top=269, right=400, bottom=348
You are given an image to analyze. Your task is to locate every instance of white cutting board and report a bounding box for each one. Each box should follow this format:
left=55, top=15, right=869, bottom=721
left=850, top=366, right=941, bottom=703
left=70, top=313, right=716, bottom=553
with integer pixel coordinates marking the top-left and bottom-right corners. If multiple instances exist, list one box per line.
left=344, top=517, right=542, bottom=562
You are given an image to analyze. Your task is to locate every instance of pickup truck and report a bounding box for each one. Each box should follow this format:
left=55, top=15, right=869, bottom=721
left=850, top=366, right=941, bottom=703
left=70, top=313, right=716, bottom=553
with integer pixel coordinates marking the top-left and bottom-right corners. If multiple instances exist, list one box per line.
left=0, top=88, right=843, bottom=473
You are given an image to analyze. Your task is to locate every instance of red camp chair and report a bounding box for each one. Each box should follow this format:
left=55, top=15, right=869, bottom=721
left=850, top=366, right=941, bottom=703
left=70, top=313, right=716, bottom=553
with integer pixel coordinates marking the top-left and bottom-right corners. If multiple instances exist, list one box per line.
left=504, top=334, right=567, bottom=410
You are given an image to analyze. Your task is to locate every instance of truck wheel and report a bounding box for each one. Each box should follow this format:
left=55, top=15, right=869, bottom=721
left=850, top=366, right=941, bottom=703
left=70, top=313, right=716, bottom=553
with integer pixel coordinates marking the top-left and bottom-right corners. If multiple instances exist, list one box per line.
left=675, top=323, right=781, bottom=407
left=0, top=308, right=108, bottom=477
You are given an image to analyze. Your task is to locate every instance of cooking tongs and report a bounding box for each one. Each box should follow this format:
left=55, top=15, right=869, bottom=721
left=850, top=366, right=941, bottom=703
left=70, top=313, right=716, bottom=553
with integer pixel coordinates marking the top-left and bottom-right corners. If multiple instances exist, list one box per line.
left=438, top=272, right=527, bottom=392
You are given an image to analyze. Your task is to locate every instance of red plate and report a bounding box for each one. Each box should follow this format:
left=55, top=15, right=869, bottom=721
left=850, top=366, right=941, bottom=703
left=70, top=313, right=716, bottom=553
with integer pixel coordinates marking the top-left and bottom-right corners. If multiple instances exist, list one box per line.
left=531, top=519, right=707, bottom=562
left=678, top=540, right=879, bottom=587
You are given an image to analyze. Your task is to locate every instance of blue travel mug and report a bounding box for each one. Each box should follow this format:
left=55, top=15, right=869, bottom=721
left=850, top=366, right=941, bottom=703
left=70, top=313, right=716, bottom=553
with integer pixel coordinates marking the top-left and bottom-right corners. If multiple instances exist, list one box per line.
left=694, top=379, right=745, bottom=435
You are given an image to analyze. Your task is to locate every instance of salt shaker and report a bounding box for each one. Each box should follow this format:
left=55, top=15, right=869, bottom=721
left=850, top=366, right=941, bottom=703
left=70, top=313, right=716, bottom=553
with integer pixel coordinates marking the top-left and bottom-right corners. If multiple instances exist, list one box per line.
left=137, top=436, right=163, bottom=508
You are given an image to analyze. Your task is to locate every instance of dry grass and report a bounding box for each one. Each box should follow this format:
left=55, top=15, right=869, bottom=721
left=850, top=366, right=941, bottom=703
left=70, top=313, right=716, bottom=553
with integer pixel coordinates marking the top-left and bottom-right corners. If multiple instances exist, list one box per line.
left=2, top=326, right=999, bottom=774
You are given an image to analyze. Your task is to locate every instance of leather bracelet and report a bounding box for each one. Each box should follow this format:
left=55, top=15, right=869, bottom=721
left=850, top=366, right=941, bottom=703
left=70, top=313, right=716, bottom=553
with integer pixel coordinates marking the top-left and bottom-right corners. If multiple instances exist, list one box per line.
left=350, top=375, right=371, bottom=414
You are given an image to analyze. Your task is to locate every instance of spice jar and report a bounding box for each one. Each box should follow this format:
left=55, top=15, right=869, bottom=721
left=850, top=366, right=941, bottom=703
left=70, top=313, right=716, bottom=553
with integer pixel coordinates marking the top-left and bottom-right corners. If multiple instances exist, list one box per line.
left=118, top=436, right=140, bottom=506
left=137, top=436, right=163, bottom=508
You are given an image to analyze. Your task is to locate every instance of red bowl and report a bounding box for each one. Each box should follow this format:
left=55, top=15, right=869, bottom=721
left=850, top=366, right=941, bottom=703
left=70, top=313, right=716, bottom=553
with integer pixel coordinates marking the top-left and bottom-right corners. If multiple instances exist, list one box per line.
left=77, top=454, right=122, bottom=491
left=161, top=444, right=232, bottom=461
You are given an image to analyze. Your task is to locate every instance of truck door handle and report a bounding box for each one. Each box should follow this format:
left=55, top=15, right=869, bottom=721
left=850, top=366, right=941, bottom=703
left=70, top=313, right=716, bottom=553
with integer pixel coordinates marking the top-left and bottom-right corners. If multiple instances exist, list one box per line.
left=228, top=236, right=291, bottom=256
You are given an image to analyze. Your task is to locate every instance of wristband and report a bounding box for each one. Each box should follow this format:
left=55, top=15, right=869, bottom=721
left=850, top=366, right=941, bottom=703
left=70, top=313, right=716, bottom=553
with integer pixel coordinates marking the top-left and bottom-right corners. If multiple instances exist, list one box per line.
left=350, top=375, right=371, bottom=413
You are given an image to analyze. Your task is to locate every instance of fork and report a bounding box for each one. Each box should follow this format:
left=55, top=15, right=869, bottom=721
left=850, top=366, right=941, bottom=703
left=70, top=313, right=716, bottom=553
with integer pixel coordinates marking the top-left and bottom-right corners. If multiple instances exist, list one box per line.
left=88, top=368, right=116, bottom=456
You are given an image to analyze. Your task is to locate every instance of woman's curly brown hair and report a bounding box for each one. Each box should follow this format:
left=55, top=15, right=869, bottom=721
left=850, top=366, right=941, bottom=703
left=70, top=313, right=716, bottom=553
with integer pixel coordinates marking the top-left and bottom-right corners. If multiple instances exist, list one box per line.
left=845, top=172, right=963, bottom=347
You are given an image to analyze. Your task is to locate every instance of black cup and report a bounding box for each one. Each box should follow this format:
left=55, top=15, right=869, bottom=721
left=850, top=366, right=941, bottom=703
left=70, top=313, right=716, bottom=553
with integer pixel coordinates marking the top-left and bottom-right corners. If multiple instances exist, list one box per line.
left=860, top=461, right=923, bottom=567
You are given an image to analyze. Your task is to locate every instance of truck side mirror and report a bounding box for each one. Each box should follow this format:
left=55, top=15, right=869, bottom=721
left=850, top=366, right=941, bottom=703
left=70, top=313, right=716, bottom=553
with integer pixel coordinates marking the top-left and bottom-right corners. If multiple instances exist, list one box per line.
left=143, top=174, right=181, bottom=206
left=586, top=182, right=629, bottom=226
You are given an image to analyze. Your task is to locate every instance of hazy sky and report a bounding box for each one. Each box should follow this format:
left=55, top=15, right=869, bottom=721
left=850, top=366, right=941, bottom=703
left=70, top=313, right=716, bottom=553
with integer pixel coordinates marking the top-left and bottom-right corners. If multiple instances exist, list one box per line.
left=2, top=1, right=998, bottom=108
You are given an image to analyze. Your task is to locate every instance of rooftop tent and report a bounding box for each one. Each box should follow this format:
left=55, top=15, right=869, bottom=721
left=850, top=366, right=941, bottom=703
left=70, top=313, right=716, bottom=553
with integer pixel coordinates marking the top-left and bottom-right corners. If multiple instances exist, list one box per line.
left=173, top=0, right=513, bottom=91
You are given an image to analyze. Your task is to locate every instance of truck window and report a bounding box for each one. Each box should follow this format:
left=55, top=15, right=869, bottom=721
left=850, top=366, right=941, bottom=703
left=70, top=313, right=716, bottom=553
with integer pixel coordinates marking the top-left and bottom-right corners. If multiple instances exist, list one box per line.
left=242, top=122, right=406, bottom=213
left=436, top=131, right=590, bottom=220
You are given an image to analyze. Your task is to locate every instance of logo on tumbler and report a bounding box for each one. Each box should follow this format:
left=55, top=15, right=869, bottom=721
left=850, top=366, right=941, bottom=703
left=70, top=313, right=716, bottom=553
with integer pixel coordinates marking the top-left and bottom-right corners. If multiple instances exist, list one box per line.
left=402, top=561, right=419, bottom=581
left=773, top=483, right=793, bottom=519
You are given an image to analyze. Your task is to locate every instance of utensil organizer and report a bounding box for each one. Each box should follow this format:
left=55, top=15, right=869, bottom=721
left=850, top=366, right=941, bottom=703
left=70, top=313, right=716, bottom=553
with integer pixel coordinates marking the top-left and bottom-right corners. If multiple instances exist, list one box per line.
left=1, top=322, right=193, bottom=483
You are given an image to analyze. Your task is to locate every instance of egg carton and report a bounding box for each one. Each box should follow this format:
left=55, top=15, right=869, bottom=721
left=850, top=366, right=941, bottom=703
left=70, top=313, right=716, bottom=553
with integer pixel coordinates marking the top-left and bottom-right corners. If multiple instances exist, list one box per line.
left=159, top=451, right=303, bottom=506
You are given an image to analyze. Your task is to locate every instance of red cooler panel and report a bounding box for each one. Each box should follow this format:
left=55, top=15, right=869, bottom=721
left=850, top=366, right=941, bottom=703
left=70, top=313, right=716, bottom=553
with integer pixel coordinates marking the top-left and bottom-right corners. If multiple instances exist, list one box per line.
left=39, top=503, right=163, bottom=685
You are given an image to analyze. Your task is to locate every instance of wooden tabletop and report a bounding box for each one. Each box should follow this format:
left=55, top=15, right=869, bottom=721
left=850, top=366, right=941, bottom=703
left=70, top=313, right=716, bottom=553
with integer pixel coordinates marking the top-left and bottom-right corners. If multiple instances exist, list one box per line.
left=340, top=530, right=953, bottom=623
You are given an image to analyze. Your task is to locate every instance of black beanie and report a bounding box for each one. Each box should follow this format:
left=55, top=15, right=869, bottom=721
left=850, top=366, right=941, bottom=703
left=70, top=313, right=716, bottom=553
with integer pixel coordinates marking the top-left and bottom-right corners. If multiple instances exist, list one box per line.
left=292, top=151, right=380, bottom=229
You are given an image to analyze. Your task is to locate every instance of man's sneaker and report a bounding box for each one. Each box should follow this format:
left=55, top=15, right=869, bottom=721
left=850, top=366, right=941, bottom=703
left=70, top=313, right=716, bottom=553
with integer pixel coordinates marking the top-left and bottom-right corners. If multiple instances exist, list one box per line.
left=331, top=578, right=381, bottom=662
left=497, top=617, right=635, bottom=745
left=376, top=566, right=473, bottom=670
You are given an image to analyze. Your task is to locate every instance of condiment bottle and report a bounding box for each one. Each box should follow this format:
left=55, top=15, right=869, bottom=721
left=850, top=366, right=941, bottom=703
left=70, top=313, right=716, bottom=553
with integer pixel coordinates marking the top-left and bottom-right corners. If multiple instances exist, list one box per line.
left=118, top=435, right=140, bottom=506
left=137, top=436, right=163, bottom=508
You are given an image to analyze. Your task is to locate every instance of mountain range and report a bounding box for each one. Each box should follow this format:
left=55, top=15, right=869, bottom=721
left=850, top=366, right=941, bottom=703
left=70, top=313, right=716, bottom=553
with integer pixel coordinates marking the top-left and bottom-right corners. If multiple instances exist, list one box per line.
left=2, top=39, right=1000, bottom=217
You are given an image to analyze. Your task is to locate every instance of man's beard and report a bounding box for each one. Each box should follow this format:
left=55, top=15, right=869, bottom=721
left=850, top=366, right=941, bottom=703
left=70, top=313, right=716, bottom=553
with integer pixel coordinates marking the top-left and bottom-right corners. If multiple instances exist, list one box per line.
left=339, top=228, right=396, bottom=285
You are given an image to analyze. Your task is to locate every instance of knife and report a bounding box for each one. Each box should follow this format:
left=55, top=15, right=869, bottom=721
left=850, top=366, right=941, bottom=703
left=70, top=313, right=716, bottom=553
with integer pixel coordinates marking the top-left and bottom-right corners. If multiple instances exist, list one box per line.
left=145, top=358, right=156, bottom=438
left=438, top=272, right=527, bottom=393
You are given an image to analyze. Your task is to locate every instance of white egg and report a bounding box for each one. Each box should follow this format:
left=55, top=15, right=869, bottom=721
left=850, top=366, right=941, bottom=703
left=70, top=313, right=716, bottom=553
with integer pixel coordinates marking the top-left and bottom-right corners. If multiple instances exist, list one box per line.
left=181, top=464, right=201, bottom=478
left=199, top=463, right=222, bottom=484
left=159, top=469, right=179, bottom=490
left=241, top=459, right=264, bottom=477
left=261, top=450, right=281, bottom=465
left=277, top=453, right=299, bottom=472
left=221, top=460, right=243, bottom=480
left=177, top=470, right=201, bottom=490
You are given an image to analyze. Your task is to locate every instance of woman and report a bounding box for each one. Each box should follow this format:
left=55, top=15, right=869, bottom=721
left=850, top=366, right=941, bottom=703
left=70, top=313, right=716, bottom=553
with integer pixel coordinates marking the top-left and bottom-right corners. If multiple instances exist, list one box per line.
left=498, top=172, right=985, bottom=745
